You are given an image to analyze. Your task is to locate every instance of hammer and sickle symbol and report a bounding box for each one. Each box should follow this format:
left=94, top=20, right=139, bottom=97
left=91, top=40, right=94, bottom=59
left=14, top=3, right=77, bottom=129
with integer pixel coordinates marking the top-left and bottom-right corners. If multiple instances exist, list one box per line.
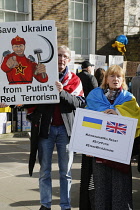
left=34, top=35, right=54, bottom=78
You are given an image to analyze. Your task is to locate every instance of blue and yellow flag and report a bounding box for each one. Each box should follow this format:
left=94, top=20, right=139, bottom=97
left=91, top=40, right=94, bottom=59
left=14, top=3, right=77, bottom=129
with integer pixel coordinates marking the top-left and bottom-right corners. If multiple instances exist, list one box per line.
left=82, top=116, right=102, bottom=130
left=86, top=87, right=140, bottom=138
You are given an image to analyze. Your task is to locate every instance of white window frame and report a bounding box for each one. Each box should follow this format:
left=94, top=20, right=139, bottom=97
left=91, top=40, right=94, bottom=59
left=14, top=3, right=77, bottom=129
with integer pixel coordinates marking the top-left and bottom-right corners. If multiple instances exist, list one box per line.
left=129, top=14, right=136, bottom=26
left=68, top=0, right=96, bottom=59
left=0, top=0, right=31, bottom=22
left=131, top=0, right=136, bottom=7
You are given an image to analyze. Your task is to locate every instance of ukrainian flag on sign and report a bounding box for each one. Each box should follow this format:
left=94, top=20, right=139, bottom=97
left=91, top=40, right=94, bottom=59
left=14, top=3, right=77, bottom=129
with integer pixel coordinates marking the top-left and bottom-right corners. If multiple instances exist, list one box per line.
left=82, top=116, right=102, bottom=130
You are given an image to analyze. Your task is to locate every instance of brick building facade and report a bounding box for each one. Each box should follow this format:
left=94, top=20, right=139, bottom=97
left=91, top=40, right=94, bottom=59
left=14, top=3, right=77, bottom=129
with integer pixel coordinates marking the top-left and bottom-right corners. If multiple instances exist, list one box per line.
left=32, top=0, right=69, bottom=46
left=96, top=0, right=140, bottom=64
left=32, top=0, right=126, bottom=57
left=96, top=0, right=125, bottom=56
left=32, top=0, right=140, bottom=66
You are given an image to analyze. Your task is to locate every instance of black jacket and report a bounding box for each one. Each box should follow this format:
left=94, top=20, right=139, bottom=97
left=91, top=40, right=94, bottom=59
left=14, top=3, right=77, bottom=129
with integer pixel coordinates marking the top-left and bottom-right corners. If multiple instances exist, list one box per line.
left=34, top=89, right=85, bottom=138
left=77, top=70, right=98, bottom=97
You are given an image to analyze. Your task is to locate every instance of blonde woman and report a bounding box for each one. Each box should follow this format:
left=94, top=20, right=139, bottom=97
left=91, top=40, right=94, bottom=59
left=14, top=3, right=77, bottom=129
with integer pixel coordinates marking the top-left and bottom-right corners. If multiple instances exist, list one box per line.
left=80, top=65, right=140, bottom=210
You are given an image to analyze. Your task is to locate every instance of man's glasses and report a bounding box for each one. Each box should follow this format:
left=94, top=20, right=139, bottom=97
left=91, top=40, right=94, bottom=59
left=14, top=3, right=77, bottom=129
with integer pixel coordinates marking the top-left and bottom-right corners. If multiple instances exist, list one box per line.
left=58, top=54, right=69, bottom=60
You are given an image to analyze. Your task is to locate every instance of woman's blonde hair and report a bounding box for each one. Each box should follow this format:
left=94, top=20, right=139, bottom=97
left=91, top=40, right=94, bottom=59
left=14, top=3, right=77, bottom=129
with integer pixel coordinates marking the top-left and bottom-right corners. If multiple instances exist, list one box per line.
left=101, top=65, right=128, bottom=90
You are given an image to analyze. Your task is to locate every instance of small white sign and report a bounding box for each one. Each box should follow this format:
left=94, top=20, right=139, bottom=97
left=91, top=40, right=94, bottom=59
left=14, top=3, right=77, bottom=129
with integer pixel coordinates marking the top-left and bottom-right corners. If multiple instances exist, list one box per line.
left=70, top=108, right=137, bottom=164
left=67, top=51, right=75, bottom=73
left=17, top=111, right=31, bottom=131
left=0, top=113, right=7, bottom=134
left=89, top=54, right=106, bottom=70
left=109, top=55, right=124, bottom=67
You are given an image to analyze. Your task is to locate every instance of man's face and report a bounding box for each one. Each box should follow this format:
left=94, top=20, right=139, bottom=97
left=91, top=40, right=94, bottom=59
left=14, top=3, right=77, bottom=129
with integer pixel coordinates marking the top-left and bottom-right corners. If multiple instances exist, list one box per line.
left=58, top=48, right=71, bottom=72
left=12, top=44, right=25, bottom=56
left=87, top=66, right=95, bottom=74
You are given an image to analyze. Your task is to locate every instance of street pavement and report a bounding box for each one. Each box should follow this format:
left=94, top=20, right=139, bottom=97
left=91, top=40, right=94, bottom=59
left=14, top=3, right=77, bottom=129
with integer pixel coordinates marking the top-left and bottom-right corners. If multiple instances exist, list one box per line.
left=0, top=133, right=140, bottom=210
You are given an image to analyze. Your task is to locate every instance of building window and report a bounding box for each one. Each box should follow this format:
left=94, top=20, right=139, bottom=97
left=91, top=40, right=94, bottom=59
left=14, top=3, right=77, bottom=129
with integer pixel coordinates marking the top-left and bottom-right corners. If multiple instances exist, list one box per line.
left=129, top=14, right=136, bottom=26
left=68, top=0, right=92, bottom=56
left=131, top=0, right=136, bottom=7
left=0, top=0, right=30, bottom=22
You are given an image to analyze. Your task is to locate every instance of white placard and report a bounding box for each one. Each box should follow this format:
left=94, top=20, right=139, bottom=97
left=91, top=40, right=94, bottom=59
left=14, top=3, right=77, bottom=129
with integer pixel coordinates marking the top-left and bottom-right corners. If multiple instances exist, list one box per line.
left=109, top=55, right=124, bottom=67
left=17, top=111, right=31, bottom=131
left=0, top=20, right=59, bottom=105
left=0, top=113, right=7, bottom=134
left=89, top=54, right=106, bottom=70
left=70, top=108, right=138, bottom=164
left=67, top=51, right=75, bottom=73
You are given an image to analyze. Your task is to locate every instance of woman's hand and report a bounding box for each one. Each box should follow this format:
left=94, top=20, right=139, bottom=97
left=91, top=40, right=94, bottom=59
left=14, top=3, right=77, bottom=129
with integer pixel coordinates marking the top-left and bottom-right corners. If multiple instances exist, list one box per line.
left=103, top=109, right=118, bottom=115
left=55, top=81, right=63, bottom=92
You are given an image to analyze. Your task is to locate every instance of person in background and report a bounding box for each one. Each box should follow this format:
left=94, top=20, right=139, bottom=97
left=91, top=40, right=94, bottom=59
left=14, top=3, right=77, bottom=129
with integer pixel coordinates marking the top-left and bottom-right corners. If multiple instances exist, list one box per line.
left=28, top=45, right=85, bottom=210
left=80, top=64, right=140, bottom=210
left=131, top=64, right=140, bottom=106
left=77, top=60, right=98, bottom=97
left=94, top=67, right=105, bottom=86
left=131, top=64, right=140, bottom=171
left=77, top=61, right=98, bottom=210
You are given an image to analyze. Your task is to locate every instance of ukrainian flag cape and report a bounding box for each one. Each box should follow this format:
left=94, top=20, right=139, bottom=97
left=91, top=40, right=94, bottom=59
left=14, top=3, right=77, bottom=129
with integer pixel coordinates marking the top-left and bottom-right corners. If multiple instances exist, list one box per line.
left=86, top=87, right=140, bottom=137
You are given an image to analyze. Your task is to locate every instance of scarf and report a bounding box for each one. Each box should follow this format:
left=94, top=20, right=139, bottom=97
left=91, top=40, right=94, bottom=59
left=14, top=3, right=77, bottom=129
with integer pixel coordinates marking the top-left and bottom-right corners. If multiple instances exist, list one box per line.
left=51, top=67, right=84, bottom=125
left=60, top=66, right=84, bottom=96
left=104, top=88, right=121, bottom=102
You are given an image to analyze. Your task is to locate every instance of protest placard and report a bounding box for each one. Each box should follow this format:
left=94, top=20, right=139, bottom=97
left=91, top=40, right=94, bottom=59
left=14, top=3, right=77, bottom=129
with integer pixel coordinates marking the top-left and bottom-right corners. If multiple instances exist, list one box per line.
left=89, top=54, right=106, bottom=70
left=67, top=51, right=75, bottom=73
left=69, top=108, right=137, bottom=164
left=0, top=20, right=59, bottom=105
left=109, top=55, right=124, bottom=67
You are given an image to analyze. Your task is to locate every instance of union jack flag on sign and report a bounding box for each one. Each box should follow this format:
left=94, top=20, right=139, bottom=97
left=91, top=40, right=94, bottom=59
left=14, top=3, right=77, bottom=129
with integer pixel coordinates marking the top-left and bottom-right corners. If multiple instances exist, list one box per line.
left=106, top=121, right=127, bottom=135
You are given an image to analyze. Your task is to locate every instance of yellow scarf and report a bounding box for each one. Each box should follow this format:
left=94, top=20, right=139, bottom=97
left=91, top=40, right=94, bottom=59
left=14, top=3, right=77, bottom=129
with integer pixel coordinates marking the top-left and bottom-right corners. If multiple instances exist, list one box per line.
left=116, top=97, right=140, bottom=137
